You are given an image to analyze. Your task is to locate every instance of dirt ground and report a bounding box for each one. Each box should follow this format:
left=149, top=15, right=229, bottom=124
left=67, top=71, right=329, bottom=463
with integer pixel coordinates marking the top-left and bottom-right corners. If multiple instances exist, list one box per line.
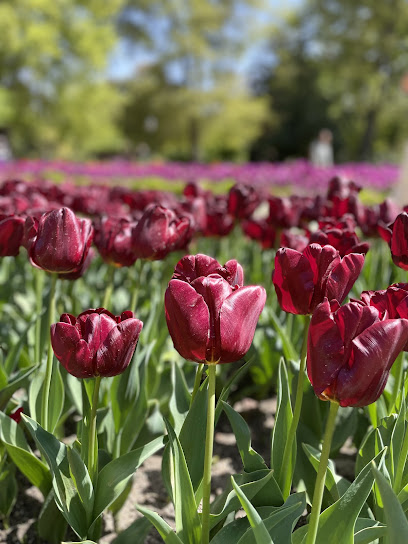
left=0, top=397, right=356, bottom=544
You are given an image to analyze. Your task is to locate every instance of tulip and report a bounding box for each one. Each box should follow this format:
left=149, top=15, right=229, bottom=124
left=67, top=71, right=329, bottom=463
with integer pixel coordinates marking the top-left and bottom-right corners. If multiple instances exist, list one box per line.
left=228, top=183, right=261, bottom=220
left=24, top=207, right=94, bottom=274
left=51, top=308, right=143, bottom=378
left=378, top=212, right=408, bottom=270
left=309, top=228, right=369, bottom=257
left=307, top=298, right=408, bottom=407
left=242, top=219, right=276, bottom=249
left=94, top=216, right=137, bottom=267
left=9, top=407, right=24, bottom=423
left=0, top=215, right=25, bottom=256
left=132, top=205, right=193, bottom=260
left=165, top=254, right=266, bottom=364
left=272, top=243, right=365, bottom=315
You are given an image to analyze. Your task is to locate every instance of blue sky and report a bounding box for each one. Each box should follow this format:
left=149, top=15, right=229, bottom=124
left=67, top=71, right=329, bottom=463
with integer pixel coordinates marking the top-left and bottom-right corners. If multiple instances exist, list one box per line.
left=108, top=0, right=304, bottom=80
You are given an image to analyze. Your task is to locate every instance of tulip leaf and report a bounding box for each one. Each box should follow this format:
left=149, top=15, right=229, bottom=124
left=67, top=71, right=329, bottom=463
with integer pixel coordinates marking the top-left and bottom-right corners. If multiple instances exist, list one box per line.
left=136, top=505, right=184, bottom=544
left=169, top=360, right=191, bottom=434
left=48, top=362, right=65, bottom=434
left=92, top=435, right=165, bottom=524
left=215, top=358, right=253, bottom=424
left=398, top=480, right=408, bottom=512
left=271, top=359, right=294, bottom=492
left=353, top=518, right=387, bottom=544
left=221, top=400, right=267, bottom=472
left=0, top=462, right=17, bottom=521
left=67, top=447, right=94, bottom=527
left=268, top=307, right=298, bottom=362
left=209, top=470, right=283, bottom=530
left=231, top=475, right=274, bottom=544
left=38, top=489, right=68, bottom=544
left=0, top=411, right=52, bottom=497
left=390, top=393, right=406, bottom=484
left=372, top=463, right=408, bottom=543
left=4, top=314, right=37, bottom=374
left=0, top=365, right=37, bottom=411
left=111, top=516, right=152, bottom=544
left=22, top=415, right=90, bottom=538
left=292, top=448, right=386, bottom=544
left=302, top=443, right=340, bottom=503
left=164, top=418, right=201, bottom=544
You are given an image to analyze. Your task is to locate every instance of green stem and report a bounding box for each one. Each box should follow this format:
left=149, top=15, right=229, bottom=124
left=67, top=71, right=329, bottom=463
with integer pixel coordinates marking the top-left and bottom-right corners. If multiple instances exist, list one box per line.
left=41, top=273, right=58, bottom=432
left=201, top=364, right=216, bottom=544
left=130, top=260, right=144, bottom=312
left=102, top=266, right=115, bottom=309
left=280, top=315, right=310, bottom=498
left=306, top=401, right=339, bottom=544
left=389, top=352, right=404, bottom=415
left=88, top=376, right=102, bottom=483
left=34, top=270, right=45, bottom=364
left=191, top=363, right=204, bottom=407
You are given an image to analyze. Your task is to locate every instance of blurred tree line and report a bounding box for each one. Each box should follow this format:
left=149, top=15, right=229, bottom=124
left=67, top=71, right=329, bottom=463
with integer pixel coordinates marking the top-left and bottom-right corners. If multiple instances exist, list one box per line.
left=0, top=0, right=407, bottom=162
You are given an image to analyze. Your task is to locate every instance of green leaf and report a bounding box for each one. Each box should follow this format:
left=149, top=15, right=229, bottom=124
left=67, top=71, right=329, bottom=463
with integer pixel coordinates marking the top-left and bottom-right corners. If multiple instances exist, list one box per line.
left=22, top=415, right=88, bottom=538
left=136, top=505, right=184, bottom=544
left=38, top=490, right=68, bottom=544
left=222, top=401, right=267, bottom=472
left=0, top=365, right=37, bottom=410
left=215, top=359, right=253, bottom=424
left=271, top=359, right=294, bottom=490
left=302, top=443, right=340, bottom=503
left=4, top=315, right=36, bottom=374
left=67, top=447, right=94, bottom=527
left=0, top=412, right=51, bottom=497
left=354, top=518, right=387, bottom=544
left=111, top=516, right=152, bottom=544
left=293, top=448, right=386, bottom=544
left=48, top=362, right=65, bottom=434
left=28, top=368, right=45, bottom=423
left=372, top=463, right=408, bottom=543
left=0, top=462, right=17, bottom=520
left=92, top=436, right=165, bottom=524
left=164, top=418, right=201, bottom=543
left=169, top=360, right=191, bottom=434
left=231, top=475, right=274, bottom=544
left=268, top=307, right=298, bottom=361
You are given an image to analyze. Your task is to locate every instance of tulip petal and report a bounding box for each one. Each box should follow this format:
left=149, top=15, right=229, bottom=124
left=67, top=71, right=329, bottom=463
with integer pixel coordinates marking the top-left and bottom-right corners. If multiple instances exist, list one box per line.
left=96, top=318, right=143, bottom=377
left=325, top=252, right=365, bottom=304
left=307, top=299, right=345, bottom=396
left=165, top=279, right=210, bottom=363
left=219, top=285, right=266, bottom=363
left=50, top=322, right=94, bottom=378
left=173, top=254, right=221, bottom=282
left=335, top=319, right=408, bottom=407
left=273, top=248, right=314, bottom=314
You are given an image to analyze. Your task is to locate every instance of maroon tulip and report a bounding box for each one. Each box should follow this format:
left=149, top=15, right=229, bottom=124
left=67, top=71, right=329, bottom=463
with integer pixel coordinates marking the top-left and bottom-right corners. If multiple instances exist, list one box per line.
left=280, top=230, right=309, bottom=252
left=9, top=407, right=24, bottom=423
left=307, top=298, right=408, bottom=407
left=309, top=228, right=369, bottom=257
left=378, top=212, right=408, bottom=270
left=24, top=207, right=94, bottom=274
left=242, top=219, right=276, bottom=249
left=132, top=205, right=192, bottom=260
left=165, top=254, right=266, bottom=364
left=204, top=195, right=235, bottom=237
left=51, top=308, right=143, bottom=378
left=0, top=215, right=26, bottom=256
left=272, top=243, right=365, bottom=315
left=228, top=184, right=261, bottom=220
left=94, top=216, right=137, bottom=267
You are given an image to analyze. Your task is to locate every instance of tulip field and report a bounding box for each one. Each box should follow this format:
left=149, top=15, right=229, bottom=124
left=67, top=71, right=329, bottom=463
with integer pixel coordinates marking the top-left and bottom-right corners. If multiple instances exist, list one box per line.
left=2, top=171, right=408, bottom=544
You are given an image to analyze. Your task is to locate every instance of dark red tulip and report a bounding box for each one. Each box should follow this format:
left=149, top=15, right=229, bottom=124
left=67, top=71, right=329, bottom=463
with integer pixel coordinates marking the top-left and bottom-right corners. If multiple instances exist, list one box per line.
left=242, top=219, right=276, bottom=249
left=24, top=207, right=94, bottom=274
left=51, top=308, right=143, bottom=378
left=132, top=205, right=193, bottom=260
left=378, top=212, right=408, bottom=270
left=9, top=407, right=24, bottom=423
left=94, top=216, right=137, bottom=267
left=309, top=228, right=369, bottom=257
left=204, top=195, right=235, bottom=237
left=280, top=230, right=309, bottom=252
left=0, top=215, right=26, bottom=256
left=307, top=298, right=408, bottom=407
left=165, top=254, right=266, bottom=364
left=58, top=248, right=95, bottom=281
left=326, top=176, right=361, bottom=201
left=272, top=243, right=365, bottom=315
left=268, top=196, right=302, bottom=229
left=228, top=184, right=261, bottom=220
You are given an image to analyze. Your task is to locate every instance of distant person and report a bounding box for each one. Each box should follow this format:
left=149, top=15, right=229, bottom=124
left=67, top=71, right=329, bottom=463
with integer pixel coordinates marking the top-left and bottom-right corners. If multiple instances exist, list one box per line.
left=309, top=129, right=333, bottom=167
left=0, top=129, right=12, bottom=162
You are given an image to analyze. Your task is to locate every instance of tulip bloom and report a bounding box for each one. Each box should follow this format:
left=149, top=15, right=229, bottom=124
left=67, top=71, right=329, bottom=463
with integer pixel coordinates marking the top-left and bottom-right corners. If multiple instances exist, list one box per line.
left=165, top=254, right=266, bottom=364
left=0, top=215, right=25, bottom=256
left=51, top=308, right=143, bottom=378
left=309, top=228, right=369, bottom=257
left=307, top=299, right=408, bottom=407
left=25, top=207, right=94, bottom=274
left=378, top=212, right=408, bottom=270
left=272, top=243, right=365, bottom=315
left=94, top=216, right=137, bottom=267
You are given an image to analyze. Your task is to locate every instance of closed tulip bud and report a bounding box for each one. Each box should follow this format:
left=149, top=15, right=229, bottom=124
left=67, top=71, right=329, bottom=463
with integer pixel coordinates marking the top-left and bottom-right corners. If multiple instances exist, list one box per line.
left=0, top=215, right=25, bottom=256
left=307, top=299, right=408, bottom=407
left=25, top=207, right=94, bottom=274
left=94, top=216, right=137, bottom=267
left=272, top=243, right=364, bottom=315
left=165, top=254, right=266, bottom=364
left=379, top=212, right=408, bottom=270
left=51, top=308, right=143, bottom=378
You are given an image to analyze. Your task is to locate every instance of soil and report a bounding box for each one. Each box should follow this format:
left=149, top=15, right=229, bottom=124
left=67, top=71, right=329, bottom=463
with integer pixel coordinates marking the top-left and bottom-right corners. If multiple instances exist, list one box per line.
left=0, top=398, right=356, bottom=544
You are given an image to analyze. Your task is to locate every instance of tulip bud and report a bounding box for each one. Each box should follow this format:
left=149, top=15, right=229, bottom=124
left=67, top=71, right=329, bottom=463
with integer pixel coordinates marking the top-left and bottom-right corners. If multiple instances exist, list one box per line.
left=272, top=243, right=365, bottom=315
left=165, top=254, right=266, bottom=364
left=379, top=212, right=408, bottom=270
left=94, top=216, right=137, bottom=267
left=307, top=299, right=408, bottom=407
left=51, top=308, right=143, bottom=378
left=24, top=207, right=94, bottom=274
left=0, top=215, right=25, bottom=256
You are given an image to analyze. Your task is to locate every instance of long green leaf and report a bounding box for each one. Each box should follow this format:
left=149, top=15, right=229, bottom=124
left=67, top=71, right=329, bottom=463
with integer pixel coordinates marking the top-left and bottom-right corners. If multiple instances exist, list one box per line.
left=137, top=505, right=184, bottom=544
left=0, top=365, right=37, bottom=410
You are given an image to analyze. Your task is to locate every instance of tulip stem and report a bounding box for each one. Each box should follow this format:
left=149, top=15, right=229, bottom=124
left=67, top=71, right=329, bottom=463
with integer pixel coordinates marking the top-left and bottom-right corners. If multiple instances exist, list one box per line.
left=394, top=410, right=408, bottom=493
left=41, top=273, right=57, bottom=432
left=389, top=351, right=404, bottom=415
left=130, top=260, right=144, bottom=312
left=88, top=376, right=102, bottom=483
left=34, top=269, right=45, bottom=364
left=201, top=364, right=216, bottom=544
left=280, top=315, right=310, bottom=498
left=191, top=363, right=204, bottom=406
left=102, top=266, right=115, bottom=309
left=306, top=400, right=339, bottom=544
